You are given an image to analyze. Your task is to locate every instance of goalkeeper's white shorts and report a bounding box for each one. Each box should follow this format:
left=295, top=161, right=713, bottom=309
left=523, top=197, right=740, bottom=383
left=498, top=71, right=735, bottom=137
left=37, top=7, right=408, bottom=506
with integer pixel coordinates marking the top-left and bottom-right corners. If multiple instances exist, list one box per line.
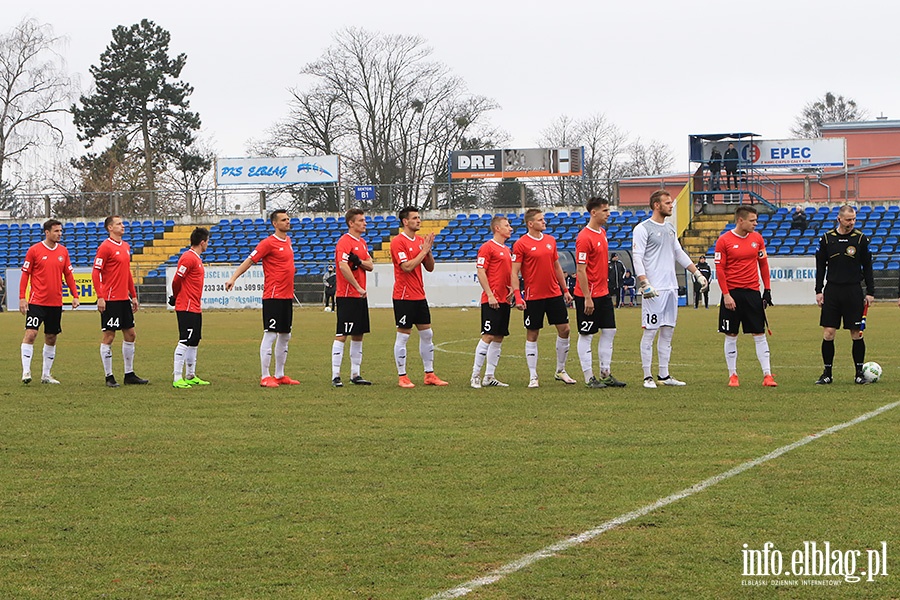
left=641, top=289, right=679, bottom=330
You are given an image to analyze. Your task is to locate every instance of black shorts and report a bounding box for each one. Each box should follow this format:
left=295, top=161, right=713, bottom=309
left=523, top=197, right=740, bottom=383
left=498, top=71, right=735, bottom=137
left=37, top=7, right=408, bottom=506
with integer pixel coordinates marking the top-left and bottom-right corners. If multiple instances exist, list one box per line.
left=481, top=303, right=511, bottom=337
left=25, top=304, right=63, bottom=335
left=718, top=288, right=765, bottom=335
left=523, top=295, right=569, bottom=330
left=574, top=296, right=616, bottom=334
left=336, top=297, right=371, bottom=336
left=177, top=311, right=203, bottom=346
left=262, top=298, right=293, bottom=333
left=393, top=299, right=431, bottom=329
left=820, top=283, right=865, bottom=330
left=101, top=300, right=135, bottom=331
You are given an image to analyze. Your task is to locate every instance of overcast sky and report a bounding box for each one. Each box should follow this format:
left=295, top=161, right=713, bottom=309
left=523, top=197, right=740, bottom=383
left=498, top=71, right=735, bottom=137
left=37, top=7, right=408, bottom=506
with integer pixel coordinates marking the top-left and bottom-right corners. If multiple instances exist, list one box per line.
left=8, top=0, right=900, bottom=177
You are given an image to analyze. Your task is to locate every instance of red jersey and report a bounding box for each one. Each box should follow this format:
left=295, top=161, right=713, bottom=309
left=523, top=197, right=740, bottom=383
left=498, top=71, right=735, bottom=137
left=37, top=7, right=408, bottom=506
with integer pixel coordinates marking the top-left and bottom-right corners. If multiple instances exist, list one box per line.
left=714, top=229, right=771, bottom=295
left=573, top=226, right=609, bottom=298
left=249, top=234, right=295, bottom=300
left=476, top=239, right=512, bottom=304
left=390, top=232, right=427, bottom=301
left=172, top=249, right=204, bottom=313
left=20, top=241, right=78, bottom=306
left=512, top=233, right=562, bottom=301
left=92, top=238, right=136, bottom=301
left=334, top=233, right=370, bottom=298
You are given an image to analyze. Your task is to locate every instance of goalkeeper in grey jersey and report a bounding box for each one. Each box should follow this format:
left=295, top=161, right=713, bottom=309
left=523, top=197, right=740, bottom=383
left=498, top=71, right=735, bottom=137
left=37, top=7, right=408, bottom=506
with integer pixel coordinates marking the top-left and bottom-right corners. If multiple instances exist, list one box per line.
left=632, top=190, right=708, bottom=388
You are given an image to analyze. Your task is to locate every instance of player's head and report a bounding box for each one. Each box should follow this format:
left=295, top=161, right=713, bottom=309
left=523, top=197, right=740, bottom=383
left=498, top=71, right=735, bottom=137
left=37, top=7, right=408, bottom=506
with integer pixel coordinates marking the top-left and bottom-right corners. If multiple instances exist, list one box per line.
left=524, top=208, right=546, bottom=232
left=104, top=215, right=124, bottom=238
left=43, top=219, right=63, bottom=243
left=399, top=206, right=421, bottom=231
left=734, top=205, right=758, bottom=233
left=836, top=205, right=856, bottom=232
left=104, top=215, right=121, bottom=231
left=269, top=209, right=288, bottom=224
left=345, top=208, right=365, bottom=226
left=585, top=196, right=610, bottom=227
left=269, top=209, right=291, bottom=232
left=190, top=227, right=209, bottom=248
left=649, top=190, right=673, bottom=216
left=490, top=215, right=512, bottom=240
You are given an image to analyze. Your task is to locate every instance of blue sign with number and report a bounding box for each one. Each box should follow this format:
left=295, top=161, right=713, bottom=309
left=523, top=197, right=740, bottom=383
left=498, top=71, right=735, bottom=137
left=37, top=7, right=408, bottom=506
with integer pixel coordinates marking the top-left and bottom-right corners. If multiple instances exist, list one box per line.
left=355, top=186, right=375, bottom=201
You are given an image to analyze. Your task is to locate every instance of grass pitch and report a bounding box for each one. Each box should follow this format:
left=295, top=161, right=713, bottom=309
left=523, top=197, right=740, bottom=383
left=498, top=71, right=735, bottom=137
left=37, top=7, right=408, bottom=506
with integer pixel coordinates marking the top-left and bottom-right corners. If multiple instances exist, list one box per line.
left=1, top=304, right=898, bottom=598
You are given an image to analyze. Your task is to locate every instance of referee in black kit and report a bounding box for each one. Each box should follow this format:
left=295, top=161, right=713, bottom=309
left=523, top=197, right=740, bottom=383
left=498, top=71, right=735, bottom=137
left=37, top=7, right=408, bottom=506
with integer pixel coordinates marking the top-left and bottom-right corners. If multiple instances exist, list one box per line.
left=814, top=205, right=875, bottom=385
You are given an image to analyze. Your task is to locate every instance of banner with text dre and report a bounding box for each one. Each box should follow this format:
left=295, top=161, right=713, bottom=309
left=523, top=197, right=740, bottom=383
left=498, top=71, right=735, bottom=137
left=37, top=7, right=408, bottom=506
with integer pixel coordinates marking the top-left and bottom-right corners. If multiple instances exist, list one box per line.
left=449, top=147, right=583, bottom=179
left=700, top=139, right=846, bottom=169
left=216, top=155, right=341, bottom=185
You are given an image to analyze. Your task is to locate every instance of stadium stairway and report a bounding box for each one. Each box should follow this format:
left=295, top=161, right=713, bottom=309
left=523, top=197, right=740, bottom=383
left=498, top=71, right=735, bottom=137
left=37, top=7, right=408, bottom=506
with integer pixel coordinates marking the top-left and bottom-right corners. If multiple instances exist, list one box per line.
left=370, top=218, right=450, bottom=263
left=131, top=224, right=214, bottom=283
left=681, top=213, right=732, bottom=258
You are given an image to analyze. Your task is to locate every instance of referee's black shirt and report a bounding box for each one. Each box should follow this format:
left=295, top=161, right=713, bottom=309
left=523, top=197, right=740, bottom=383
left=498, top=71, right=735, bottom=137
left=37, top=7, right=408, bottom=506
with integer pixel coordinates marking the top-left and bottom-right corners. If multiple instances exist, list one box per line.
left=814, top=227, right=875, bottom=295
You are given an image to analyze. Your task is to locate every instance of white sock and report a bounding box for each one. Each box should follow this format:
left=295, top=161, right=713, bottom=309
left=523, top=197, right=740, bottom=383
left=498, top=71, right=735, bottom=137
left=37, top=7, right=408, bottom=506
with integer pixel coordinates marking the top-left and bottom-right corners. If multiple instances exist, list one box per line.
left=640, top=329, right=657, bottom=379
left=42, top=344, right=56, bottom=379
left=657, top=327, right=674, bottom=379
left=100, top=343, right=113, bottom=377
left=274, top=333, right=291, bottom=378
left=419, top=328, right=435, bottom=372
left=525, top=340, right=539, bottom=378
left=185, top=346, right=198, bottom=379
left=21, top=343, right=33, bottom=375
left=598, top=328, right=616, bottom=376
left=754, top=334, right=771, bottom=375
left=332, top=340, right=345, bottom=378
left=122, top=341, right=135, bottom=374
left=174, top=342, right=188, bottom=381
left=724, top=335, right=738, bottom=375
left=260, top=331, right=277, bottom=378
left=577, top=334, right=594, bottom=381
left=555, top=336, right=570, bottom=372
left=394, top=332, right=410, bottom=375
left=485, top=341, right=502, bottom=378
left=473, top=340, right=490, bottom=377
left=349, top=340, right=363, bottom=379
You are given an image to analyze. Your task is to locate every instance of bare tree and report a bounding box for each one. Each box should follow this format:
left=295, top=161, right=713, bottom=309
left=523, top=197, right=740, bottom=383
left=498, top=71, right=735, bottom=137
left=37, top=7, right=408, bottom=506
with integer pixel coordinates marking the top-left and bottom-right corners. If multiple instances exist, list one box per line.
left=622, top=137, right=676, bottom=178
left=0, top=18, right=72, bottom=197
left=271, top=28, right=498, bottom=210
left=791, top=92, right=867, bottom=138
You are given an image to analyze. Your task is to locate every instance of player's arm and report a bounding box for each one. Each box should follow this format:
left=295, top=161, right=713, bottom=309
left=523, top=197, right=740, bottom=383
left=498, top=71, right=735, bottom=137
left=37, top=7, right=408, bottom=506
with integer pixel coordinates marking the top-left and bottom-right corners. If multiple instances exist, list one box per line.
left=400, top=233, right=435, bottom=273
left=476, top=266, right=498, bottom=309
left=553, top=259, right=571, bottom=303
left=714, top=240, right=735, bottom=310
left=92, top=252, right=106, bottom=313
left=575, top=263, right=593, bottom=314
left=360, top=251, right=374, bottom=272
left=510, top=260, right=525, bottom=310
left=339, top=260, right=366, bottom=296
left=63, top=262, right=80, bottom=309
left=814, top=234, right=827, bottom=306
left=860, top=236, right=876, bottom=304
left=225, top=257, right=254, bottom=291
left=631, top=224, right=648, bottom=283
left=19, top=248, right=33, bottom=314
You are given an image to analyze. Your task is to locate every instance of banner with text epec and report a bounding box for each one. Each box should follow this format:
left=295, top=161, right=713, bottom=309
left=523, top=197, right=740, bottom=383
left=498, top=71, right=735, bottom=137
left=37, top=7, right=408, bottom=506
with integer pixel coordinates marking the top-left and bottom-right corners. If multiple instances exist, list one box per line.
left=450, top=147, right=583, bottom=179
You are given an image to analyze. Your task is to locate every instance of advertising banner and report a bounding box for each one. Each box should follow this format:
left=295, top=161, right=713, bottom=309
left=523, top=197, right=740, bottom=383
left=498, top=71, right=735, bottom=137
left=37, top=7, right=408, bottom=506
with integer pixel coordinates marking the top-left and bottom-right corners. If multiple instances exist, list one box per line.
left=216, top=155, right=340, bottom=185
left=450, top=147, right=583, bottom=179
left=5, top=267, right=97, bottom=311
left=166, top=265, right=266, bottom=310
left=701, top=139, right=845, bottom=169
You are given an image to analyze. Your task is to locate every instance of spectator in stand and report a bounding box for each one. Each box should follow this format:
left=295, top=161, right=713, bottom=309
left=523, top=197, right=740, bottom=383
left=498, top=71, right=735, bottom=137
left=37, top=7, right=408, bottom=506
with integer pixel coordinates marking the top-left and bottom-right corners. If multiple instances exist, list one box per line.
left=622, top=270, right=636, bottom=306
left=790, top=206, right=808, bottom=232
left=708, top=146, right=723, bottom=193
left=723, top=143, right=740, bottom=189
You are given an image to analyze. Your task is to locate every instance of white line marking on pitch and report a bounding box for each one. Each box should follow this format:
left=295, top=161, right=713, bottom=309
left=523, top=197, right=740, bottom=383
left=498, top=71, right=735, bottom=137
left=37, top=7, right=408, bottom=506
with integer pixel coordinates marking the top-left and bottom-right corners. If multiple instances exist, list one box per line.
left=425, top=400, right=900, bottom=600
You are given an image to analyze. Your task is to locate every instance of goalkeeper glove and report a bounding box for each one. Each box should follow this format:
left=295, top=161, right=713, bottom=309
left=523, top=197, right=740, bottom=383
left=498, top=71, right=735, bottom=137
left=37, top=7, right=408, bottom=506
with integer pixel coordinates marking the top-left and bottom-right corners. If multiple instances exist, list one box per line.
left=694, top=272, right=709, bottom=293
left=167, top=295, right=176, bottom=307
left=639, top=280, right=659, bottom=299
left=347, top=252, right=362, bottom=270
left=762, top=289, right=773, bottom=308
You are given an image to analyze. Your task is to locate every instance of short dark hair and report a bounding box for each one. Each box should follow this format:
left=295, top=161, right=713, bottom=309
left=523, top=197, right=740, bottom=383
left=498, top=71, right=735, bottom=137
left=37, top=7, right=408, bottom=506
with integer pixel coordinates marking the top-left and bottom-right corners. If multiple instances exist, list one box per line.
left=104, top=215, right=121, bottom=231
left=43, top=219, right=62, bottom=232
left=190, top=227, right=209, bottom=246
left=585, top=196, right=608, bottom=212
left=649, top=189, right=671, bottom=210
left=398, top=205, right=419, bottom=223
left=735, top=205, right=758, bottom=221
left=524, top=208, right=543, bottom=223
left=269, top=209, right=288, bottom=223
left=345, top=208, right=365, bottom=226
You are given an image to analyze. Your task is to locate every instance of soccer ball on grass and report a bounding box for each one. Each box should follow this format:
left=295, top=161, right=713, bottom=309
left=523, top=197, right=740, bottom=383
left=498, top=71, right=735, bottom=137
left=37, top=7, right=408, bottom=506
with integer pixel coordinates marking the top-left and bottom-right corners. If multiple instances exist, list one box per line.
left=861, top=361, right=882, bottom=383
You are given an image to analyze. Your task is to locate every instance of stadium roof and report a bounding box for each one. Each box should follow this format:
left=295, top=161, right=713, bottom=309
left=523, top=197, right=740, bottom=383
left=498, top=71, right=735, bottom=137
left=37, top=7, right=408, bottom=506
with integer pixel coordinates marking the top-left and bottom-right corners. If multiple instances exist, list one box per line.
left=689, top=132, right=761, bottom=141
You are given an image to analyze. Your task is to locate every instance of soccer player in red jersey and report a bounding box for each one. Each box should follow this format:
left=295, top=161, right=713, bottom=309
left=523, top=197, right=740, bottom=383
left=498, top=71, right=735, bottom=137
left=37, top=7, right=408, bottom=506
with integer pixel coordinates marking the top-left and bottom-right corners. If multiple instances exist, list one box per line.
left=93, top=215, right=148, bottom=387
left=714, top=205, right=776, bottom=387
left=390, top=206, right=448, bottom=388
left=510, top=208, right=575, bottom=388
left=331, top=208, right=374, bottom=387
left=170, top=227, right=210, bottom=389
left=574, top=197, right=626, bottom=389
left=470, top=215, right=514, bottom=388
left=19, top=219, right=80, bottom=384
left=226, top=210, right=299, bottom=388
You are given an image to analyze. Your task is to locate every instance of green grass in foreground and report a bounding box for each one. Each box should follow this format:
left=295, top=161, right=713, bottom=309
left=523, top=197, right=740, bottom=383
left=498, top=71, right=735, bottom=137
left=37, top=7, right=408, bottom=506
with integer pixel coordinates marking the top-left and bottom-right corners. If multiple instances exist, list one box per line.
left=0, top=304, right=898, bottom=599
